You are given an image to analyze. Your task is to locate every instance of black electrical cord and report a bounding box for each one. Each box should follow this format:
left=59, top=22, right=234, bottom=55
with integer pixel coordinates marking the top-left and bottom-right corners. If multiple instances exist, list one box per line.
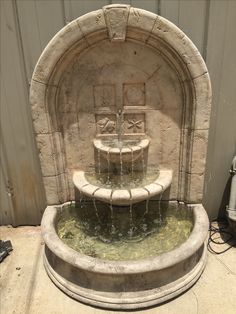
left=207, top=220, right=236, bottom=254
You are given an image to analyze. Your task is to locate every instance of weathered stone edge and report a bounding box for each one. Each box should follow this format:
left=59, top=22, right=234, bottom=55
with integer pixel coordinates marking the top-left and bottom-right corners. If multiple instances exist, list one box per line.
left=41, top=203, right=208, bottom=274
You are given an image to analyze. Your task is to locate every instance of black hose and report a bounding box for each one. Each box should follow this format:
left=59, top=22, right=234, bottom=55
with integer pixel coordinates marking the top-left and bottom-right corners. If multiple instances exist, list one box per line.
left=207, top=220, right=236, bottom=254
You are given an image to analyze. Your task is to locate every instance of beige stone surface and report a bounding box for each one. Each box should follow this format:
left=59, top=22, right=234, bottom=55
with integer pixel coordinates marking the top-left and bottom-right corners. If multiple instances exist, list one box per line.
left=42, top=174, right=68, bottom=205
left=30, top=80, right=50, bottom=134
left=1, top=225, right=235, bottom=314
left=30, top=4, right=211, bottom=205
left=36, top=133, right=65, bottom=176
left=193, top=72, right=212, bottom=130
left=103, top=5, right=130, bottom=42
left=128, top=7, right=157, bottom=36
left=93, top=138, right=150, bottom=163
left=53, top=39, right=185, bottom=202
left=32, top=19, right=85, bottom=84
left=190, top=129, right=209, bottom=174
left=73, top=170, right=172, bottom=205
left=186, top=173, right=205, bottom=203
left=77, top=9, right=106, bottom=42
left=192, top=253, right=236, bottom=314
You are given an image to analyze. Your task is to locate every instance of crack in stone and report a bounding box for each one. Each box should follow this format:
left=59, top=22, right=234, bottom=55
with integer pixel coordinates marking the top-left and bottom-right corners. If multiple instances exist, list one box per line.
left=192, top=71, right=208, bottom=80
left=215, top=255, right=236, bottom=276
left=32, top=78, right=58, bottom=88
left=192, top=290, right=199, bottom=314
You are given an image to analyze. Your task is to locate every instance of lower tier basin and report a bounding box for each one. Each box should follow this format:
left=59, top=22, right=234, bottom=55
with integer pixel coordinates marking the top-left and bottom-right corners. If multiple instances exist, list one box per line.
left=73, top=169, right=172, bottom=206
left=41, top=202, right=208, bottom=310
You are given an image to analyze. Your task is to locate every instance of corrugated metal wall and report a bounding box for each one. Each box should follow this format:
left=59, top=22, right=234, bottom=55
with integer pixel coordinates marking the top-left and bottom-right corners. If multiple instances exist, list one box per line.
left=1, top=0, right=236, bottom=225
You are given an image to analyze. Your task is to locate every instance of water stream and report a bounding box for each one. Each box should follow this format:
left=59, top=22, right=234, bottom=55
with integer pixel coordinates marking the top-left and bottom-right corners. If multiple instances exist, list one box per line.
left=117, top=109, right=124, bottom=144
left=109, top=190, right=116, bottom=234
left=107, top=148, right=110, bottom=182
left=92, top=189, right=102, bottom=224
left=158, top=186, right=164, bottom=223
left=140, top=146, right=145, bottom=178
left=120, top=149, right=123, bottom=181
left=130, top=147, right=134, bottom=177
left=79, top=190, right=84, bottom=209
left=127, top=190, right=135, bottom=238
left=143, top=188, right=150, bottom=217
left=97, top=149, right=101, bottom=175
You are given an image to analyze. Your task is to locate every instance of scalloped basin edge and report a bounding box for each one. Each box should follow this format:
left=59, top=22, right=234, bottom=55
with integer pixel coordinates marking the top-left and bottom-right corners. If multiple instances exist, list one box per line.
left=73, top=169, right=172, bottom=205
left=93, top=138, right=150, bottom=163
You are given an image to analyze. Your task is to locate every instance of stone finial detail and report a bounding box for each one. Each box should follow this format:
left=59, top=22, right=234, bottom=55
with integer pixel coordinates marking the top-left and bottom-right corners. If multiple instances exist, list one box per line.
left=103, top=4, right=130, bottom=42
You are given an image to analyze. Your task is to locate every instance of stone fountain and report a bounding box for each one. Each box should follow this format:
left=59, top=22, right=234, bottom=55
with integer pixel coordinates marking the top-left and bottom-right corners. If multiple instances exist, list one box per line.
left=30, top=4, right=211, bottom=309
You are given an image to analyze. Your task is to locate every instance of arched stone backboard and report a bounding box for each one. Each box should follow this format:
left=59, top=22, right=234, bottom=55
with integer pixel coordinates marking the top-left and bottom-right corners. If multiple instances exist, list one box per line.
left=30, top=4, right=211, bottom=205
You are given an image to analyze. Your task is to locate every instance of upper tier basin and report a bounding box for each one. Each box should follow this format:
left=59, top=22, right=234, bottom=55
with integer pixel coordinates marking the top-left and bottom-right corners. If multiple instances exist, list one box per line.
left=93, top=138, right=150, bottom=163
left=73, top=169, right=172, bottom=206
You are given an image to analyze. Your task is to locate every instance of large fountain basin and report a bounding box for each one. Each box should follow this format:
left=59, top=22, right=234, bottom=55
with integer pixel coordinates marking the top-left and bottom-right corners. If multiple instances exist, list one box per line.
left=41, top=203, right=209, bottom=309
left=73, top=169, right=172, bottom=205
left=93, top=138, right=150, bottom=163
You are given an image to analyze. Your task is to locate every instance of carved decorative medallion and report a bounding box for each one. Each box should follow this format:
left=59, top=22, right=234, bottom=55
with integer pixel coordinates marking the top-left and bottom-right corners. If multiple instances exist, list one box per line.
left=96, top=114, right=117, bottom=135
left=94, top=84, right=115, bottom=109
left=123, top=83, right=145, bottom=106
left=124, top=113, right=145, bottom=134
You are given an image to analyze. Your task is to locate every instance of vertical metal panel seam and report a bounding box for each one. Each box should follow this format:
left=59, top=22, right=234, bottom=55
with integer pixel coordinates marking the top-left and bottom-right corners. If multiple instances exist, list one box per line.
left=158, top=0, right=161, bottom=15
left=177, top=0, right=180, bottom=26
left=33, top=0, right=43, bottom=51
left=202, top=0, right=210, bottom=61
left=13, top=0, right=29, bottom=90
left=5, top=0, right=31, bottom=223
left=61, top=0, right=67, bottom=26
left=67, top=0, right=73, bottom=22
left=12, top=0, right=46, bottom=224
left=203, top=0, right=230, bottom=218
left=207, top=1, right=228, bottom=114
left=0, top=125, right=15, bottom=225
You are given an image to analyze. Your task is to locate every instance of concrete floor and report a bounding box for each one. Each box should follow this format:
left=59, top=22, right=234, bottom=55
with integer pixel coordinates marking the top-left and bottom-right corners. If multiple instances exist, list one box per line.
left=0, top=225, right=236, bottom=314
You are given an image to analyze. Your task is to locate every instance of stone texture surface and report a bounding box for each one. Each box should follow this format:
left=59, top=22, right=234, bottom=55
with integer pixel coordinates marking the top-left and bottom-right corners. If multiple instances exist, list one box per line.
left=1, top=225, right=235, bottom=314
left=103, top=4, right=130, bottom=42
left=26, top=5, right=214, bottom=310
left=128, top=7, right=157, bottom=35
left=190, top=129, right=209, bottom=174
left=77, top=9, right=106, bottom=42
left=36, top=133, right=65, bottom=176
left=38, top=204, right=208, bottom=309
left=93, top=138, right=149, bottom=163
left=73, top=170, right=172, bottom=205
left=193, top=72, right=212, bottom=129
left=30, top=4, right=211, bottom=205
left=30, top=80, right=51, bottom=134
left=42, top=174, right=68, bottom=205
left=32, top=19, right=85, bottom=84
left=186, top=173, right=205, bottom=203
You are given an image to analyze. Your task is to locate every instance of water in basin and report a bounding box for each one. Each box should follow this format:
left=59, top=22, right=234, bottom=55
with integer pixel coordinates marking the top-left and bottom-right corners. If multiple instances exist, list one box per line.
left=85, top=166, right=160, bottom=189
left=101, top=139, right=141, bottom=149
left=57, top=202, right=193, bottom=261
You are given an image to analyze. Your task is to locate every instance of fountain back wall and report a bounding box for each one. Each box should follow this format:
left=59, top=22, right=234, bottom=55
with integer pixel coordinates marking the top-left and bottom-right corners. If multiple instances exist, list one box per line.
left=30, top=4, right=211, bottom=206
